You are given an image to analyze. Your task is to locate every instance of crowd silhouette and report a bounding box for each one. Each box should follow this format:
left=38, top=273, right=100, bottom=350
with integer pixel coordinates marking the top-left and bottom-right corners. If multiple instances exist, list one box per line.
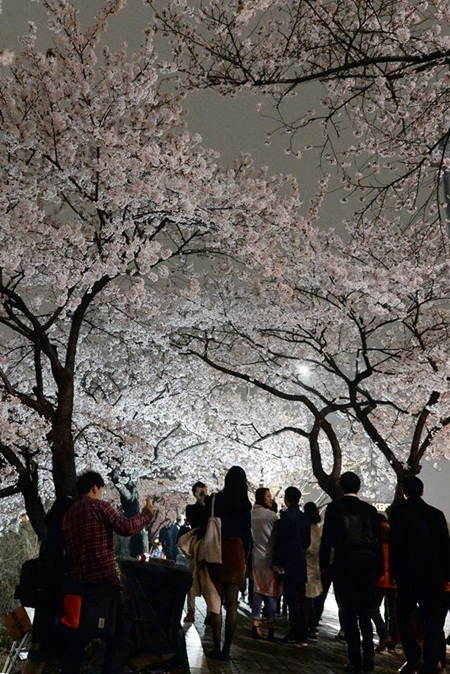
left=14, top=468, right=450, bottom=674
left=182, top=470, right=450, bottom=674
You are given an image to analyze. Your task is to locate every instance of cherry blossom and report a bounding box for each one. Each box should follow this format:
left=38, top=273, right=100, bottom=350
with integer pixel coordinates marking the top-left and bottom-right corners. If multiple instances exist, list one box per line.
left=150, top=0, right=450, bottom=226
left=0, top=0, right=300, bottom=534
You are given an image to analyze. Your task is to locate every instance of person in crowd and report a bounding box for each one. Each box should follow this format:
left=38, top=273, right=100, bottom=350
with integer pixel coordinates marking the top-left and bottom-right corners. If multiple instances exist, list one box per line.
left=61, top=470, right=154, bottom=674
left=160, top=516, right=182, bottom=561
left=273, top=486, right=311, bottom=648
left=303, top=501, right=323, bottom=642
left=389, top=476, right=450, bottom=674
left=371, top=513, right=398, bottom=653
left=150, top=539, right=166, bottom=559
left=320, top=471, right=382, bottom=674
left=250, top=487, right=279, bottom=641
left=23, top=497, right=74, bottom=674
left=183, top=480, right=208, bottom=623
left=199, top=465, right=251, bottom=662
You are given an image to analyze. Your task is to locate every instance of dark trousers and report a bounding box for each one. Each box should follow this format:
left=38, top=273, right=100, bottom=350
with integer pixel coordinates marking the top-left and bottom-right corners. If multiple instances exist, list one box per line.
left=370, top=587, right=399, bottom=645
left=396, top=583, right=444, bottom=673
left=61, top=590, right=124, bottom=674
left=334, top=574, right=375, bottom=671
left=284, top=578, right=308, bottom=643
left=314, top=565, right=333, bottom=624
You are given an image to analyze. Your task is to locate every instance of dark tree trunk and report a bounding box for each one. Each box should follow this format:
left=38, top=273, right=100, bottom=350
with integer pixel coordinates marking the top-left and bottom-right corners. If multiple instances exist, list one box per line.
left=49, top=385, right=77, bottom=499
left=310, top=418, right=343, bottom=501
left=22, top=463, right=47, bottom=541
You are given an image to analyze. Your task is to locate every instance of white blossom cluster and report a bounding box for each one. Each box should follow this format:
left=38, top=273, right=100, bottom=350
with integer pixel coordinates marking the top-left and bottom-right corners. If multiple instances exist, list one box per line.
left=1, top=0, right=450, bottom=530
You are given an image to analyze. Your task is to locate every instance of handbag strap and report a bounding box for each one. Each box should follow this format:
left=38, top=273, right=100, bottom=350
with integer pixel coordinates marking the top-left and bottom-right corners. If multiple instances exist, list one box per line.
left=210, top=493, right=216, bottom=518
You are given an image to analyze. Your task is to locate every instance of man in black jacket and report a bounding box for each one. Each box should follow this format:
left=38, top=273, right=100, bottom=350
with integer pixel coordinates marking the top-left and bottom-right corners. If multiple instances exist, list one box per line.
left=273, top=486, right=311, bottom=647
left=389, top=476, right=450, bottom=674
left=182, top=481, right=208, bottom=623
left=320, top=472, right=382, bottom=674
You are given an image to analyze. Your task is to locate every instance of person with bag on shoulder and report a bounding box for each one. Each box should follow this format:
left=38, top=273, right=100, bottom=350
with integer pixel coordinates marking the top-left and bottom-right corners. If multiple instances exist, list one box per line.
left=198, top=466, right=251, bottom=662
left=320, top=471, right=382, bottom=674
left=61, top=470, right=154, bottom=674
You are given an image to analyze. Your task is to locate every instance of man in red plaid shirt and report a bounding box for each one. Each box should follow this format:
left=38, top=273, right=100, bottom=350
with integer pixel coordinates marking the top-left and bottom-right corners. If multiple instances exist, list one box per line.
left=62, top=470, right=154, bottom=674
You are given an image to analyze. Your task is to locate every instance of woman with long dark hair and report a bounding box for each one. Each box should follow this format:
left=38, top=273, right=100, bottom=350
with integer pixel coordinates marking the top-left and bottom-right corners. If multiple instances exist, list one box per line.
left=201, top=465, right=251, bottom=661
left=250, top=487, right=279, bottom=641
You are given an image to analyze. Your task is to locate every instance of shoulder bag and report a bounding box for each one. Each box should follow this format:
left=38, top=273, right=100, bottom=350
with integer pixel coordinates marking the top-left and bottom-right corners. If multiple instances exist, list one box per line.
left=198, top=494, right=222, bottom=564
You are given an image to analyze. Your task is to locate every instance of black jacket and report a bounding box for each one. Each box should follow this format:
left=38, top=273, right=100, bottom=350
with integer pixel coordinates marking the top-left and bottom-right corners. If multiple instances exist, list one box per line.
left=320, top=495, right=382, bottom=580
left=185, top=501, right=208, bottom=530
left=389, top=496, right=450, bottom=589
left=273, top=505, right=311, bottom=582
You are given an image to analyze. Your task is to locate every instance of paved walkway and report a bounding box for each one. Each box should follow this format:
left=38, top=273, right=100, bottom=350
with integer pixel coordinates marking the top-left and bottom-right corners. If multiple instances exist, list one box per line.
left=184, top=592, right=447, bottom=674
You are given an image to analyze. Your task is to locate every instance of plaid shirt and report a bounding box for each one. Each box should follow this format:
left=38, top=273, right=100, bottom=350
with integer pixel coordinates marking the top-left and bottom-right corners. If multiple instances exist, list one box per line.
left=63, top=495, right=152, bottom=584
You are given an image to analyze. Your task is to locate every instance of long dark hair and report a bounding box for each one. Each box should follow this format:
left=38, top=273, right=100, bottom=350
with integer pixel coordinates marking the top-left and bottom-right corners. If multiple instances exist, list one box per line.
left=223, top=465, right=249, bottom=503
left=255, top=487, right=270, bottom=508
left=304, top=501, right=321, bottom=524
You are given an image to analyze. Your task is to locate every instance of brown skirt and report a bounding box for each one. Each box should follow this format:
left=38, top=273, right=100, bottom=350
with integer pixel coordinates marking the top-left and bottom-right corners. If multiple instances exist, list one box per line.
left=208, top=536, right=246, bottom=588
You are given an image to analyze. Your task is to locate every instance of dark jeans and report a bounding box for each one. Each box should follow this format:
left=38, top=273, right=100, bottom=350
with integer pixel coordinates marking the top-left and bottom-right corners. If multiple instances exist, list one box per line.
left=396, top=583, right=444, bottom=673
left=284, top=578, right=308, bottom=643
left=370, top=587, right=399, bottom=645
left=334, top=574, right=375, bottom=671
left=61, top=589, right=124, bottom=674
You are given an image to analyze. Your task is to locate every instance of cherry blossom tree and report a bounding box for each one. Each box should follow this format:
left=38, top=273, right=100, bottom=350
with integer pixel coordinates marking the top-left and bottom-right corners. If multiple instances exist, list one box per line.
left=0, top=0, right=301, bottom=535
left=150, top=0, right=450, bottom=227
left=169, top=213, right=450, bottom=503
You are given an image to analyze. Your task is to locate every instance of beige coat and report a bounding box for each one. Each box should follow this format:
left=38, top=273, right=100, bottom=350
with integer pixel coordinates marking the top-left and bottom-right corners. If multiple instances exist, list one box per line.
left=306, top=523, right=323, bottom=598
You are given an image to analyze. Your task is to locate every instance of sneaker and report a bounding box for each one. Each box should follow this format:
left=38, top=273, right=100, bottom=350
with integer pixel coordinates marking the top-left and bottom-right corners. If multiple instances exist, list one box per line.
left=276, top=635, right=297, bottom=645
left=308, top=630, right=318, bottom=642
left=183, top=612, right=195, bottom=623
left=294, top=642, right=309, bottom=648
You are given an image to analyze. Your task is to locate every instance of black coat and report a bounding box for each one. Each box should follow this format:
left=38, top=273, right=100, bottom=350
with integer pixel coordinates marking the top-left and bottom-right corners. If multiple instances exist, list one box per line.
left=185, top=501, right=208, bottom=530
left=320, top=495, right=382, bottom=580
left=389, top=496, right=450, bottom=590
left=273, top=505, right=311, bottom=583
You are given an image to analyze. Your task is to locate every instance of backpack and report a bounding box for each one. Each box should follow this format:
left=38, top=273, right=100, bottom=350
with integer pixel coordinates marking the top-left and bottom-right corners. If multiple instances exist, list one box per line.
left=340, top=509, right=377, bottom=566
left=14, top=558, right=43, bottom=608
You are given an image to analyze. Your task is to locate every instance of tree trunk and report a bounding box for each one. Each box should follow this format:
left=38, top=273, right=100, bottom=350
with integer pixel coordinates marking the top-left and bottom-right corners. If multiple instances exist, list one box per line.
left=310, top=418, right=343, bottom=501
left=392, top=462, right=422, bottom=505
left=22, top=463, right=47, bottom=541
left=50, top=383, right=77, bottom=498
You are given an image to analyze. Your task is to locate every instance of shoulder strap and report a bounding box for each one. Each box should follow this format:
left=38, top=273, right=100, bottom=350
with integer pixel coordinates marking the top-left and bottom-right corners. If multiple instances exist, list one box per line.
left=211, top=493, right=216, bottom=518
